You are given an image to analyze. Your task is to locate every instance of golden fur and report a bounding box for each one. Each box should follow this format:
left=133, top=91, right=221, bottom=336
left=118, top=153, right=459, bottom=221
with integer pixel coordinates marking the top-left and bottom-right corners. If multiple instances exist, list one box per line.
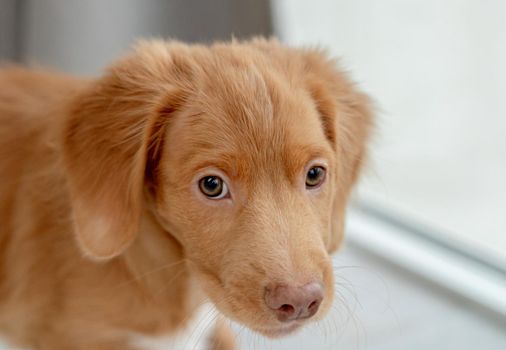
left=0, top=39, right=372, bottom=349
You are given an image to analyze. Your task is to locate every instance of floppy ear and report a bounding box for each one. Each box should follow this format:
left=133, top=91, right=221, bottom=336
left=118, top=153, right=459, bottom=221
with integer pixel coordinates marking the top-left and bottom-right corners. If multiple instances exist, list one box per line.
left=330, top=90, right=373, bottom=253
left=302, top=50, right=373, bottom=253
left=62, top=42, right=191, bottom=260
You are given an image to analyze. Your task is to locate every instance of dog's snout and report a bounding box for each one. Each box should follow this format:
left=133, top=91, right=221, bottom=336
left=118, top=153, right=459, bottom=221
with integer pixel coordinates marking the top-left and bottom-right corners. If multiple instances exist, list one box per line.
left=264, top=282, right=323, bottom=322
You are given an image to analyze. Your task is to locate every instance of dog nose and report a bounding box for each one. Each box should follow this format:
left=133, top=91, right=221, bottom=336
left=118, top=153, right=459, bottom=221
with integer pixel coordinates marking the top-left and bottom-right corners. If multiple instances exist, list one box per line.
left=264, top=282, right=324, bottom=322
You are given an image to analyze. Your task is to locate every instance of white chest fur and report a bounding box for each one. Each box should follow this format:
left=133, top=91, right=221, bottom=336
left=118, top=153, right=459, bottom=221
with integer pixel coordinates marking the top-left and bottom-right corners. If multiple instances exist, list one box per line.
left=129, top=303, right=217, bottom=350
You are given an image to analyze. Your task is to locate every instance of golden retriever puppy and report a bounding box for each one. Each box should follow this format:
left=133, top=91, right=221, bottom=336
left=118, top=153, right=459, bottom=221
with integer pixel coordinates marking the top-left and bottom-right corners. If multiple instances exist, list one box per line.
left=0, top=38, right=372, bottom=349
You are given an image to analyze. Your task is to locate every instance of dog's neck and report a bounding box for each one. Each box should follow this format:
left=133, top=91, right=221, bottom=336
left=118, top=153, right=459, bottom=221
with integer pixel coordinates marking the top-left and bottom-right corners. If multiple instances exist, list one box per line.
left=120, top=209, right=205, bottom=332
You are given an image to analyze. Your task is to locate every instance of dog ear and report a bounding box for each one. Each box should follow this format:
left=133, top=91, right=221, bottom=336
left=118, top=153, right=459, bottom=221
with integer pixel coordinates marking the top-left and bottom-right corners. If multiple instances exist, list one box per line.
left=330, top=90, right=373, bottom=253
left=62, top=42, right=191, bottom=260
left=302, top=50, right=373, bottom=253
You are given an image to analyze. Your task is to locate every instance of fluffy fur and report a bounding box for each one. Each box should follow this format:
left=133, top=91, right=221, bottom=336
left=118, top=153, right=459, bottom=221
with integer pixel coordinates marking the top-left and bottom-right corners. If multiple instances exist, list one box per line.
left=0, top=38, right=372, bottom=349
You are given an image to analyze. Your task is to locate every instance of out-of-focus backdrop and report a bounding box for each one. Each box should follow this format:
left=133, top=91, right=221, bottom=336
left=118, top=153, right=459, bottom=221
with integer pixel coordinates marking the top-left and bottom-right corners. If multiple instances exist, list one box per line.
left=1, top=0, right=505, bottom=349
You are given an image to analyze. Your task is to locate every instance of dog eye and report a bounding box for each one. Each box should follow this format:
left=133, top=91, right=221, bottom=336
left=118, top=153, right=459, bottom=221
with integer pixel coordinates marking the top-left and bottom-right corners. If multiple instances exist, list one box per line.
left=306, top=166, right=326, bottom=188
left=198, top=176, right=229, bottom=199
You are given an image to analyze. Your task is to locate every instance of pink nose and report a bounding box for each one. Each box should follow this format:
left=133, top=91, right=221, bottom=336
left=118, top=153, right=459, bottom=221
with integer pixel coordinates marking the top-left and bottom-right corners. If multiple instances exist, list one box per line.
left=264, top=282, right=324, bottom=322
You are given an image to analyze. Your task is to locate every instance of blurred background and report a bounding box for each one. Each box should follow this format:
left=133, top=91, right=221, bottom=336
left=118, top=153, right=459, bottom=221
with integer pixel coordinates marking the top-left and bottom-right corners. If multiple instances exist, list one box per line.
left=1, top=0, right=505, bottom=349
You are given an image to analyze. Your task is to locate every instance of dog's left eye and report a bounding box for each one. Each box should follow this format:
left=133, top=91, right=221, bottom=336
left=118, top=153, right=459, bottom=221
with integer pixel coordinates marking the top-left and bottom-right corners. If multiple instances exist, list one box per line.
left=198, top=176, right=229, bottom=199
left=306, top=166, right=326, bottom=188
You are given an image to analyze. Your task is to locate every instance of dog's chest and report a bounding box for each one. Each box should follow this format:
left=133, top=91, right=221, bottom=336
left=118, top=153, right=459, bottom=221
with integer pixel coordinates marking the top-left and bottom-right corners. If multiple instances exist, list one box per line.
left=128, top=303, right=216, bottom=350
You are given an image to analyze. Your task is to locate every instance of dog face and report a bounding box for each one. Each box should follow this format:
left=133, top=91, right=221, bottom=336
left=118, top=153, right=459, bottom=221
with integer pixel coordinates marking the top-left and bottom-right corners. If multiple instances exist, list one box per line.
left=63, top=39, right=372, bottom=337
left=156, top=66, right=337, bottom=336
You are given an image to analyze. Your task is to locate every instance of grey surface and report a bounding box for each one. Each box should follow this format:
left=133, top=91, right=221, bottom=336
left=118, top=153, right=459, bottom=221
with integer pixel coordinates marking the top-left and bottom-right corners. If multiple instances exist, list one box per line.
left=235, top=244, right=506, bottom=350
left=0, top=0, right=20, bottom=61
left=15, top=0, right=272, bottom=75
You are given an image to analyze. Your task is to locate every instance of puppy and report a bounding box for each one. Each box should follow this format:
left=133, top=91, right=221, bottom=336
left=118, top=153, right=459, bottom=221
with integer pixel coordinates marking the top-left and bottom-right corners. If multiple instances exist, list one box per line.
left=0, top=39, right=372, bottom=349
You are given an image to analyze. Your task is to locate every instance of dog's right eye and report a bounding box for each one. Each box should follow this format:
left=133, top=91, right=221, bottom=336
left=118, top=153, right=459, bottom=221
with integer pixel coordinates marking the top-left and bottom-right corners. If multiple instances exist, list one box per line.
left=198, top=176, right=229, bottom=199
left=306, top=166, right=326, bottom=188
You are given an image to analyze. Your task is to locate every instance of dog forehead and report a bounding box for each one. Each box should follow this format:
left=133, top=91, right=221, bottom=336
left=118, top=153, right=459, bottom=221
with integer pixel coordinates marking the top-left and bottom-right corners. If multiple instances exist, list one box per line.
left=182, top=77, right=320, bottom=151
left=168, top=105, right=328, bottom=187
left=198, top=62, right=274, bottom=125
left=189, top=59, right=321, bottom=140
left=164, top=56, right=331, bottom=180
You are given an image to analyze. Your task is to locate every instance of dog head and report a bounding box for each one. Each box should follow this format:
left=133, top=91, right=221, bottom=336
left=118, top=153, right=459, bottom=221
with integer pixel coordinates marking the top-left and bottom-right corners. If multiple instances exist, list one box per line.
left=63, top=39, right=372, bottom=336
